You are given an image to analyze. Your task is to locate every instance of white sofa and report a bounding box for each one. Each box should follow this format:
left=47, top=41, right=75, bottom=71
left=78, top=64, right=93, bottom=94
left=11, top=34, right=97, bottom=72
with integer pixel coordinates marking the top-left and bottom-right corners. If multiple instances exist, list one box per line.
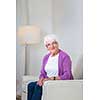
left=22, top=77, right=83, bottom=100
left=42, top=80, right=82, bottom=100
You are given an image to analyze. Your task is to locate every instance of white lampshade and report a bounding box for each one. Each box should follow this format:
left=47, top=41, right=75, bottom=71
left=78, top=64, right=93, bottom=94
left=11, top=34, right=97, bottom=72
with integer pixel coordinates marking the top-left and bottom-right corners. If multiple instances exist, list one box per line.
left=18, top=25, right=40, bottom=44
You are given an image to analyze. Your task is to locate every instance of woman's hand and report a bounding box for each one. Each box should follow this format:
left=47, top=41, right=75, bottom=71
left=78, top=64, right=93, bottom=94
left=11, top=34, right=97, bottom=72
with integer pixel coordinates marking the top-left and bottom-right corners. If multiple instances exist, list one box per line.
left=37, top=76, right=61, bottom=86
left=49, top=77, right=54, bottom=80
left=42, top=78, right=50, bottom=84
left=37, top=78, right=44, bottom=86
left=55, top=76, right=61, bottom=80
left=37, top=78, right=50, bottom=86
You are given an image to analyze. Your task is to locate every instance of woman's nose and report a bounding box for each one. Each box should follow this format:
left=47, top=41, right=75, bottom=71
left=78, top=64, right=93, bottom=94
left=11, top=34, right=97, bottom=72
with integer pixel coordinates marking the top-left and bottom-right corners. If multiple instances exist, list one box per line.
left=50, top=44, right=54, bottom=48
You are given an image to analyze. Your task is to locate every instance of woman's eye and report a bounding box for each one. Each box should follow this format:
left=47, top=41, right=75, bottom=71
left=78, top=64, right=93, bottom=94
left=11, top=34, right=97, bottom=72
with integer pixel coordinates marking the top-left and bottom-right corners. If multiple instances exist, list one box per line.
left=46, top=44, right=50, bottom=47
left=48, top=44, right=50, bottom=46
left=52, top=41, right=57, bottom=44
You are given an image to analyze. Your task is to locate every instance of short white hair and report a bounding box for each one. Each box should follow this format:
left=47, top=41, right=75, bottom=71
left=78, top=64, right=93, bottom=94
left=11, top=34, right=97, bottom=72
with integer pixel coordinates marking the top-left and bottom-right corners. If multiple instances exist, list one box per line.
left=44, top=34, right=59, bottom=45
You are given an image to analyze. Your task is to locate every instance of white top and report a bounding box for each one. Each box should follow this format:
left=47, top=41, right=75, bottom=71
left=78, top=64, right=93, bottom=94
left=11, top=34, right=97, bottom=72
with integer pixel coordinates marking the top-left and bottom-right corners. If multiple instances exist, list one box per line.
left=45, top=53, right=59, bottom=77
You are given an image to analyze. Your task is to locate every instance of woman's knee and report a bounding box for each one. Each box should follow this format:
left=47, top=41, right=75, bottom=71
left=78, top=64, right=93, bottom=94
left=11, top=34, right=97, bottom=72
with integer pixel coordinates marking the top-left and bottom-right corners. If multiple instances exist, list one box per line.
left=35, top=84, right=42, bottom=92
left=28, top=81, right=37, bottom=90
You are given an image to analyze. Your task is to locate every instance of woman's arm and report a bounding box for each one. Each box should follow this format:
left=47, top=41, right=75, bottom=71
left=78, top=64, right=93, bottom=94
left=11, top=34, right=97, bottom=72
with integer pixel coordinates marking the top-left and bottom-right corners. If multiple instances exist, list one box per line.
left=59, top=56, right=73, bottom=80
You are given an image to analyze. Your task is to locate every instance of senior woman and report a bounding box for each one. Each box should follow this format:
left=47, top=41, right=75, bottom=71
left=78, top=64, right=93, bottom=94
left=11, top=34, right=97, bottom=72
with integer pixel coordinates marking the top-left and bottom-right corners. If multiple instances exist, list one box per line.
left=28, top=34, right=73, bottom=100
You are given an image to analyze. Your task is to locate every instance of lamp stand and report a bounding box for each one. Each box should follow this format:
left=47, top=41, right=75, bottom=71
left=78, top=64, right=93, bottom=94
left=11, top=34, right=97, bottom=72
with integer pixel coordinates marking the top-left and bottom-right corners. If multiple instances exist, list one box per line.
left=24, top=44, right=28, bottom=75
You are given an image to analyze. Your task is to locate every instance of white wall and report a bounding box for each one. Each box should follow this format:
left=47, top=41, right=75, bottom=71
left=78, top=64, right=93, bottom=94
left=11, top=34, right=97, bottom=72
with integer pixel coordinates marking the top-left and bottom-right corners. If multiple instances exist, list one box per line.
left=16, top=0, right=83, bottom=95
left=52, top=0, right=83, bottom=75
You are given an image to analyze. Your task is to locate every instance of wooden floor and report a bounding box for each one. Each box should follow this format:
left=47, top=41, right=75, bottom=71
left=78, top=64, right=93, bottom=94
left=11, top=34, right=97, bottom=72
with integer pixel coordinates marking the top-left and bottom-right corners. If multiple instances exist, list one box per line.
left=16, top=95, right=21, bottom=100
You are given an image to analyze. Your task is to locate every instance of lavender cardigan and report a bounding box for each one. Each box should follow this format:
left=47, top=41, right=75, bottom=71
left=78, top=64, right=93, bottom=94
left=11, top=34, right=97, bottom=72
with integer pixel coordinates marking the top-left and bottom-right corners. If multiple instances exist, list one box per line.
left=39, top=49, right=73, bottom=80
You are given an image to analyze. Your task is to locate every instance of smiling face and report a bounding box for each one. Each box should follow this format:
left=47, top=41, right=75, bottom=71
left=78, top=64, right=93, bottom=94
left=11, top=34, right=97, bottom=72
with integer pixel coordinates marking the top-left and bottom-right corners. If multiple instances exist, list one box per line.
left=46, top=40, right=59, bottom=56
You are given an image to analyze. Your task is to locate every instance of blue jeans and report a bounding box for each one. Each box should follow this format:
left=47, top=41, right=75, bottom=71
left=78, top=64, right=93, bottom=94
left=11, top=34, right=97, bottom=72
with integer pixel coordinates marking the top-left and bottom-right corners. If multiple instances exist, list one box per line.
left=27, top=81, right=42, bottom=100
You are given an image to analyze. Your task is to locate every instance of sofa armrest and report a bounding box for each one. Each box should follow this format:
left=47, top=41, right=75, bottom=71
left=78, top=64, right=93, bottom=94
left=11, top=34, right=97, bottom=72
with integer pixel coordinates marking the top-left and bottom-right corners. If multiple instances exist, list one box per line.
left=23, top=75, right=38, bottom=82
left=22, top=76, right=38, bottom=93
left=42, top=80, right=83, bottom=100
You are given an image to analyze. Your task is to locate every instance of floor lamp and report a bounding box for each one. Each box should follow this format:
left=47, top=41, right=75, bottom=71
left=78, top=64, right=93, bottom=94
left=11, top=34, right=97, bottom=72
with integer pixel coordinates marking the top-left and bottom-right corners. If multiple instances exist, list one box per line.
left=17, top=25, right=40, bottom=75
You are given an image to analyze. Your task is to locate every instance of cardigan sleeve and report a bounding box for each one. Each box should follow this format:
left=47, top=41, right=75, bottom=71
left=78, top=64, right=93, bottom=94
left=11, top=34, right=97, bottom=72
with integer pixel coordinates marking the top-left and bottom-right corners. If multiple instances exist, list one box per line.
left=39, top=56, right=48, bottom=79
left=60, top=55, right=73, bottom=80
